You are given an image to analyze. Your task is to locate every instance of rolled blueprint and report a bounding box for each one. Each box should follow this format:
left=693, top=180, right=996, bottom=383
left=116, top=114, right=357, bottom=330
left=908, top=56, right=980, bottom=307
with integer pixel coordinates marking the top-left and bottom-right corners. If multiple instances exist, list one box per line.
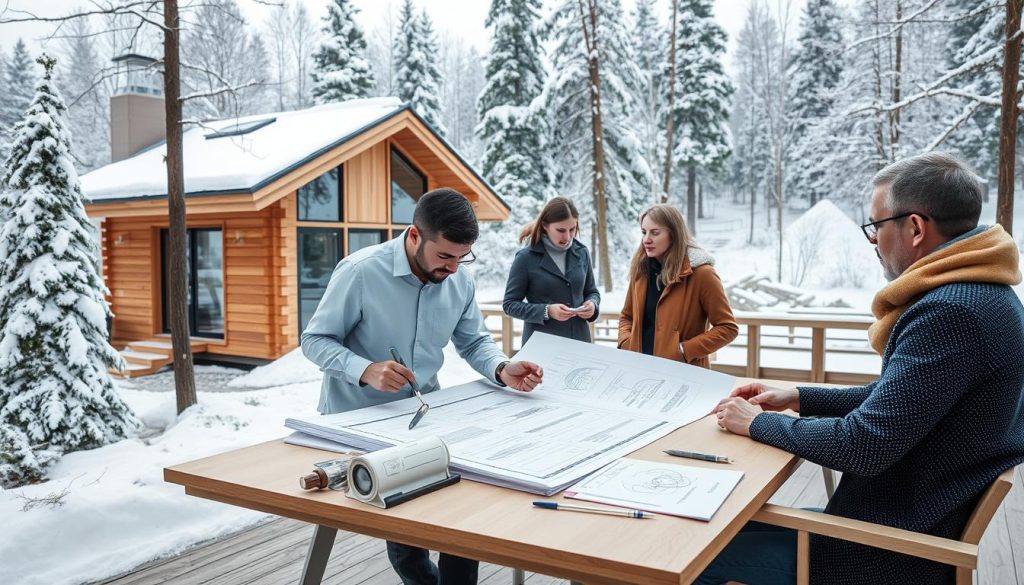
left=346, top=436, right=453, bottom=508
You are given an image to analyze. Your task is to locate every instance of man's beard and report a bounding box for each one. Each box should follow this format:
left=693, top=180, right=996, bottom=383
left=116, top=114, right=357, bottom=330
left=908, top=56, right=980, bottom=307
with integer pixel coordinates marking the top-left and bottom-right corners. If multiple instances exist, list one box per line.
left=415, top=242, right=454, bottom=284
left=877, top=246, right=905, bottom=282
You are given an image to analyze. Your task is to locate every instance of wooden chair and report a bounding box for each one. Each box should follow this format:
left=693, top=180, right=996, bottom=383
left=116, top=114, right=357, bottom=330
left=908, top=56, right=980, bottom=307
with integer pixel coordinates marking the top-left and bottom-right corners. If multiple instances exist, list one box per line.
left=747, top=466, right=1016, bottom=585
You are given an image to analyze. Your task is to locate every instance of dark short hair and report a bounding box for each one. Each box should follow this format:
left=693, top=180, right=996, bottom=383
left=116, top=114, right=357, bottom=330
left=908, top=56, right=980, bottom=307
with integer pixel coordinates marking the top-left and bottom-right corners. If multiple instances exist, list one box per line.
left=413, top=188, right=479, bottom=245
left=872, top=152, right=983, bottom=239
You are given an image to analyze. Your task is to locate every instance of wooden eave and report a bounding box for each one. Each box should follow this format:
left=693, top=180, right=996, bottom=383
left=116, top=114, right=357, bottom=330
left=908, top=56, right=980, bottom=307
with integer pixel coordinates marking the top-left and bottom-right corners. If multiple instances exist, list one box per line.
left=84, top=108, right=509, bottom=221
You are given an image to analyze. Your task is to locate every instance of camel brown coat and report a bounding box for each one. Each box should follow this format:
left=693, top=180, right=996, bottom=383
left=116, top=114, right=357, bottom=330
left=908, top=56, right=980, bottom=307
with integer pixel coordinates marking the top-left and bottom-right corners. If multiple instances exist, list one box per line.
left=618, top=256, right=739, bottom=368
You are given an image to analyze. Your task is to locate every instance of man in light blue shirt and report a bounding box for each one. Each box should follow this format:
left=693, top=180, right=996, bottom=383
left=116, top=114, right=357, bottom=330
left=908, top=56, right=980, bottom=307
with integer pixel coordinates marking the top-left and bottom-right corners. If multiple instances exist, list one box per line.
left=301, top=188, right=543, bottom=585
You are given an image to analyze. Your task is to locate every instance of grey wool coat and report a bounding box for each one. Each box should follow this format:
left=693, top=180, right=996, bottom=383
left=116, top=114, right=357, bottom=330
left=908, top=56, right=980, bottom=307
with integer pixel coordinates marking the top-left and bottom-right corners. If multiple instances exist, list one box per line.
left=502, top=239, right=601, bottom=344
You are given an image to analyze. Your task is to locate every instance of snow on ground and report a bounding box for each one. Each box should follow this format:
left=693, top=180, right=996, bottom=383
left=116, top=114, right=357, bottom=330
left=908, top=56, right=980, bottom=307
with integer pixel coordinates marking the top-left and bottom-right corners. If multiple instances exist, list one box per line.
left=0, top=345, right=481, bottom=585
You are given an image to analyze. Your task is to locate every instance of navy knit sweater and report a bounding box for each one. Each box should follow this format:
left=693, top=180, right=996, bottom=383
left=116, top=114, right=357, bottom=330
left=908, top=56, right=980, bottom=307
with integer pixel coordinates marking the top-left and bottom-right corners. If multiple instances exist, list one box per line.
left=750, top=282, right=1024, bottom=584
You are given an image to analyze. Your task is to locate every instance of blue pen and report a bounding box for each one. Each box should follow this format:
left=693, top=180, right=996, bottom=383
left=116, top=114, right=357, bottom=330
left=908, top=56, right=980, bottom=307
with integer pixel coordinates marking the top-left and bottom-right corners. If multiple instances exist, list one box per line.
left=533, top=501, right=653, bottom=519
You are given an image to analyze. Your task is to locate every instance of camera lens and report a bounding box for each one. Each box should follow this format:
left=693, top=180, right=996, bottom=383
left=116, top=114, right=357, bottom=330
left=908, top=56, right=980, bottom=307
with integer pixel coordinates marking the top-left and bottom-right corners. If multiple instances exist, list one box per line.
left=352, top=464, right=373, bottom=495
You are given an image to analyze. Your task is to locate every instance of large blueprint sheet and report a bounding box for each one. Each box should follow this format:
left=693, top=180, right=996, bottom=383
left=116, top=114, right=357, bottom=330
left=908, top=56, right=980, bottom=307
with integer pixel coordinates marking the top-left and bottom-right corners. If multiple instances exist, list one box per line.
left=286, top=333, right=735, bottom=495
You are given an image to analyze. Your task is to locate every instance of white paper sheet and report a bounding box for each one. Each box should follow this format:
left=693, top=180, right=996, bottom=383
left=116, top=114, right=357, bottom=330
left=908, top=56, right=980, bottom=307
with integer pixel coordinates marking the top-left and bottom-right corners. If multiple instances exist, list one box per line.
left=564, top=458, right=744, bottom=521
left=286, top=333, right=735, bottom=495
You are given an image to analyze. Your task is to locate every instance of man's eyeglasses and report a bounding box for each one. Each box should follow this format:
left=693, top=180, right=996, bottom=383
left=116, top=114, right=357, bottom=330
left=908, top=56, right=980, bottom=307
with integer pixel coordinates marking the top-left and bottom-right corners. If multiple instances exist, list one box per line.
left=860, top=212, right=929, bottom=242
left=442, top=250, right=476, bottom=265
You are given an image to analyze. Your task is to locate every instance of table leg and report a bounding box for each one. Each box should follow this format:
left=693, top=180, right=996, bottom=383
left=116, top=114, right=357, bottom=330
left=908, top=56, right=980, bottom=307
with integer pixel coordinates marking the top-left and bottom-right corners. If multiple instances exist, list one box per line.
left=300, top=524, right=337, bottom=585
left=512, top=568, right=526, bottom=585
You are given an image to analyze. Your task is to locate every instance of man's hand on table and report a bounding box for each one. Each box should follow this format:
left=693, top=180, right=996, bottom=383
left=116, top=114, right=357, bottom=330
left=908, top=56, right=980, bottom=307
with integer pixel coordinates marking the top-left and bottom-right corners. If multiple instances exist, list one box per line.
left=714, top=383, right=800, bottom=436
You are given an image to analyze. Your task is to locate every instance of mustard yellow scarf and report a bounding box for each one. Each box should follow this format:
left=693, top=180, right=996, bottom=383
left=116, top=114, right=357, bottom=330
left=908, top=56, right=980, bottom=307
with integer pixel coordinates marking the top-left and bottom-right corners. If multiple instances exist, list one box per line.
left=868, top=225, right=1022, bottom=355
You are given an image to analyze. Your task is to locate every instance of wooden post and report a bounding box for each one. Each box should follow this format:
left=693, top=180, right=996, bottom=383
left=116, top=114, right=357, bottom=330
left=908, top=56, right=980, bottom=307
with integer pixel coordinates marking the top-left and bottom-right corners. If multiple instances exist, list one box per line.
left=811, top=328, right=826, bottom=383
left=746, top=325, right=760, bottom=378
left=797, top=530, right=810, bottom=585
left=502, top=315, right=514, bottom=357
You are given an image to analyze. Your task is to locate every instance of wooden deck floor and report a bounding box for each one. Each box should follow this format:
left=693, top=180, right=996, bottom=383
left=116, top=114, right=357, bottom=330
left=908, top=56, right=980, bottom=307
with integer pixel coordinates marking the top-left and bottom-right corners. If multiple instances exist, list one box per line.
left=100, top=462, right=1023, bottom=585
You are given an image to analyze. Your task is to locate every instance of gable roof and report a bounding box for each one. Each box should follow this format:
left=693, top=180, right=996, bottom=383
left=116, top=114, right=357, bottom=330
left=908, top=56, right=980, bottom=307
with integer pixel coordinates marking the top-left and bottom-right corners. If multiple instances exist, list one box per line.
left=80, top=98, right=508, bottom=217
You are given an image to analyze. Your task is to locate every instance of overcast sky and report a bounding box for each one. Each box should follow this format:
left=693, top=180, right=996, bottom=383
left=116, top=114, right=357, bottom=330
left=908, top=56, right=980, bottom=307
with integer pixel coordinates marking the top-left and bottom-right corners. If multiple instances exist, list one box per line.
left=0, top=0, right=801, bottom=75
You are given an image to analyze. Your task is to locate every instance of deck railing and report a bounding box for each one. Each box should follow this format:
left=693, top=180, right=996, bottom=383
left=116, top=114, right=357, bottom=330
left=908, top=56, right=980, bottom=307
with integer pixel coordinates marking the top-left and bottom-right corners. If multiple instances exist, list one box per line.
left=478, top=304, right=879, bottom=386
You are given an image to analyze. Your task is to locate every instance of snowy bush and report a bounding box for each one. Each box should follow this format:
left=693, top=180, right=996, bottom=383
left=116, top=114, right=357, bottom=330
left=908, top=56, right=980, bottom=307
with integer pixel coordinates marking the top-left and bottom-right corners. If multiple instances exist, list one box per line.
left=0, top=55, right=137, bottom=465
left=0, top=422, right=58, bottom=488
left=782, top=200, right=883, bottom=289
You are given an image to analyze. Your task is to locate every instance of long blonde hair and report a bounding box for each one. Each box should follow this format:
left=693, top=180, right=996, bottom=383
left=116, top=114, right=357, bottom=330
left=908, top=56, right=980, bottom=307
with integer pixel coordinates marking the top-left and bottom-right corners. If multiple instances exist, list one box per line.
left=518, top=197, right=580, bottom=245
left=628, top=204, right=698, bottom=289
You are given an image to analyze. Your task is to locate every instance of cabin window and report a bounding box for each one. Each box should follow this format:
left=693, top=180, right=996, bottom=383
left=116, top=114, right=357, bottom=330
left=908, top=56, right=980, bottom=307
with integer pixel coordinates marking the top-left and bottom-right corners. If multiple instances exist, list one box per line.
left=298, top=228, right=342, bottom=333
left=348, top=229, right=387, bottom=256
left=298, top=166, right=342, bottom=222
left=390, top=148, right=426, bottom=224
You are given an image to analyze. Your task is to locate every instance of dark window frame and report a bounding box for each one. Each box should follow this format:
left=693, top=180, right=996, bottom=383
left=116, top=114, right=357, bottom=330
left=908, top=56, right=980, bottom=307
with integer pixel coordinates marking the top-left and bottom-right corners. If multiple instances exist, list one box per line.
left=297, top=227, right=343, bottom=335
left=297, top=165, right=344, bottom=222
left=390, top=147, right=427, bottom=225
left=347, top=228, right=388, bottom=256
left=160, top=227, right=225, bottom=340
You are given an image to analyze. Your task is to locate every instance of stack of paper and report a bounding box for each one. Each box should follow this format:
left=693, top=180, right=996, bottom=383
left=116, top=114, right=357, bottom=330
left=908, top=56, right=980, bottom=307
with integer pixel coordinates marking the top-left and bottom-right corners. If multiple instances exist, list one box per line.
left=286, top=333, right=734, bottom=496
left=564, top=458, right=744, bottom=521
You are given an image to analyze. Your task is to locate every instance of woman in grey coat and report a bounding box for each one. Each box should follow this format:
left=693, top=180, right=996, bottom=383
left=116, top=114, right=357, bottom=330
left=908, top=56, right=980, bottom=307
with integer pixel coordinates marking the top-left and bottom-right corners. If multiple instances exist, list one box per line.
left=502, top=197, right=601, bottom=343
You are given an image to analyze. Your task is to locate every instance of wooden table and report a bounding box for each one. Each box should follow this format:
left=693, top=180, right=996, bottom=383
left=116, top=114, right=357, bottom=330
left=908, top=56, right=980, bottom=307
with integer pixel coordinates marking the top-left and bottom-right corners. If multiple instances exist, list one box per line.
left=165, top=383, right=800, bottom=585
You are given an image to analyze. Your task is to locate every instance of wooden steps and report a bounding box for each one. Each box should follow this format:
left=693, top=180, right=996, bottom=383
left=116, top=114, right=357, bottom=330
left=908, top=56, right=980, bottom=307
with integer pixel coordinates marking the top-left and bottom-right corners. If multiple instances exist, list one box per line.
left=110, top=338, right=210, bottom=378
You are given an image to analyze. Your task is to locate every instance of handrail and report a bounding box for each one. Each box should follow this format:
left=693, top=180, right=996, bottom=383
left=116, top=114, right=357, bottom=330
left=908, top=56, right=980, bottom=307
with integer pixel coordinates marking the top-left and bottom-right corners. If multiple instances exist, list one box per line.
left=478, top=304, right=879, bottom=385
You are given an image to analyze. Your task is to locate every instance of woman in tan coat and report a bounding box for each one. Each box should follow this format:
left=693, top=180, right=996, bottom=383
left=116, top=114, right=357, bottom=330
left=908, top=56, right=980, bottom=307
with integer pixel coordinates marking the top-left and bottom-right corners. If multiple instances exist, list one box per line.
left=618, top=205, right=738, bottom=367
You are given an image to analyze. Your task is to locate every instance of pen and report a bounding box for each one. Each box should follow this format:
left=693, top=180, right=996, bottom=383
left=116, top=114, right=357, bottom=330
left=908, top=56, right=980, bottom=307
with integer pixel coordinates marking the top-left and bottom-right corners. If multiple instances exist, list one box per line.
left=388, top=347, right=430, bottom=429
left=532, top=501, right=653, bottom=519
left=663, top=449, right=734, bottom=464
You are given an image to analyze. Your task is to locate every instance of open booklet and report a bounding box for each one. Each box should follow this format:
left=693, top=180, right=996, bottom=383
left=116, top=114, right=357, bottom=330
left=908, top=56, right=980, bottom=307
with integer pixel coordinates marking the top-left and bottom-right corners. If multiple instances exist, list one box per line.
left=286, top=332, right=734, bottom=496
left=564, top=458, right=744, bottom=521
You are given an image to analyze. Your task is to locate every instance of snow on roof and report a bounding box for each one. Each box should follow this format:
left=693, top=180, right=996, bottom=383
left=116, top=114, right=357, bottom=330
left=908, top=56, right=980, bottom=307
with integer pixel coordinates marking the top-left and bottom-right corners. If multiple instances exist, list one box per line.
left=81, top=97, right=405, bottom=202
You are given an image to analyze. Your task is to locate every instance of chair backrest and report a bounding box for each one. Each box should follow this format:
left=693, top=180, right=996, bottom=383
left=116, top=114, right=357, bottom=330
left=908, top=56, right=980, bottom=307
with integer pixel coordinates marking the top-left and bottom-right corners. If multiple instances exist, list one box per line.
left=959, top=466, right=1017, bottom=545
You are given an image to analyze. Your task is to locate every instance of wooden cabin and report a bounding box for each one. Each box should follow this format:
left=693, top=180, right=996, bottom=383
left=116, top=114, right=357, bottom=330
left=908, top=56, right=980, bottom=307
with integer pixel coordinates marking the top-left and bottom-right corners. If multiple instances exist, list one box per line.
left=81, top=94, right=508, bottom=375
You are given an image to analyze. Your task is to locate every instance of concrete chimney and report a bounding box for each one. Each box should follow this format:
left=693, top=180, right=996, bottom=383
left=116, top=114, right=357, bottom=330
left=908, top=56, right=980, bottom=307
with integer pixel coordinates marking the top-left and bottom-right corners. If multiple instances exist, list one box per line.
left=110, top=54, right=165, bottom=163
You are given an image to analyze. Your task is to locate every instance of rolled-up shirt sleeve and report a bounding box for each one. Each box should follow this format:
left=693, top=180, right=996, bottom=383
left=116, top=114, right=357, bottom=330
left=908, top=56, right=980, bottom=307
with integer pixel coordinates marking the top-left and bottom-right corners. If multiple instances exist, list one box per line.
left=301, top=262, right=373, bottom=387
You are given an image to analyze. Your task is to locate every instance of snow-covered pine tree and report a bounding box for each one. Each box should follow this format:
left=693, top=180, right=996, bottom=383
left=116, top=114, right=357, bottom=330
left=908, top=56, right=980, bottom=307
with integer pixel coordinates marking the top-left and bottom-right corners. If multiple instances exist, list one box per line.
left=393, top=1, right=447, bottom=134
left=473, top=0, right=554, bottom=284
left=0, top=39, right=36, bottom=163
left=312, top=0, right=376, bottom=104
left=545, top=0, right=653, bottom=287
left=0, top=422, right=58, bottom=487
left=0, top=55, right=136, bottom=463
left=630, top=0, right=666, bottom=202
left=786, top=0, right=843, bottom=206
left=667, top=0, right=733, bottom=230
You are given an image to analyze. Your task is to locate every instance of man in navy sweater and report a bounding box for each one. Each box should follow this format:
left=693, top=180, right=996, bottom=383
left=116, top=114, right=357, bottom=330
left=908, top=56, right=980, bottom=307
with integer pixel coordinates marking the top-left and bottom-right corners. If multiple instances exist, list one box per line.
left=701, top=152, right=1024, bottom=585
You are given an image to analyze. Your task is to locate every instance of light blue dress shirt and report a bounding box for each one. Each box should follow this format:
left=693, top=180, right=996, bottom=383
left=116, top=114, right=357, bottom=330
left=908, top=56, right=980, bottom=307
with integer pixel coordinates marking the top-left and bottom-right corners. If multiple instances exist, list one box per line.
left=301, top=229, right=507, bottom=414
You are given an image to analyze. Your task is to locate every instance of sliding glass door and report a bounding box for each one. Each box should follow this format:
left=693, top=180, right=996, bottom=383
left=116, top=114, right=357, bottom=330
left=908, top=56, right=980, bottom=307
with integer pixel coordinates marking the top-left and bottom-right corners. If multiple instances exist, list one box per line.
left=161, top=228, right=224, bottom=339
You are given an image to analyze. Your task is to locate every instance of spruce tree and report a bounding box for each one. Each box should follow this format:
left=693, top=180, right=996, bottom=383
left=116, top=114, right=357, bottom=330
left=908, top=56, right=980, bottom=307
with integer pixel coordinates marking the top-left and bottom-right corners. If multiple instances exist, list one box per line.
left=393, top=1, right=446, bottom=134
left=787, top=0, right=844, bottom=206
left=0, top=39, right=36, bottom=162
left=667, top=0, right=732, bottom=222
left=312, top=0, right=376, bottom=104
left=474, top=0, right=553, bottom=283
left=0, top=55, right=136, bottom=465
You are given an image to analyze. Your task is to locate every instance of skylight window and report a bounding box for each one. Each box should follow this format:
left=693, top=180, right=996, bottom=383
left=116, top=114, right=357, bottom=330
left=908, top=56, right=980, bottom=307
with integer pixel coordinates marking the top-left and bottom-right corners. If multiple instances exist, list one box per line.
left=204, top=117, right=276, bottom=139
